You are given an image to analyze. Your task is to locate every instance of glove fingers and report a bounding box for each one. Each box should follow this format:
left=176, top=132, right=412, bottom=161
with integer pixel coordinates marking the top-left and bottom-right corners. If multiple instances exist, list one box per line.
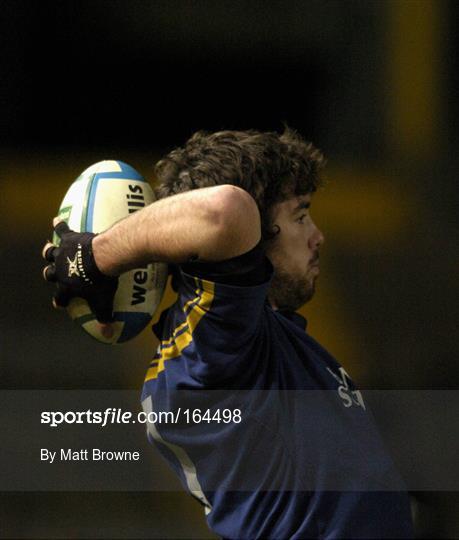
left=43, top=264, right=57, bottom=282
left=42, top=242, right=58, bottom=262
left=53, top=219, right=71, bottom=238
left=53, top=285, right=72, bottom=308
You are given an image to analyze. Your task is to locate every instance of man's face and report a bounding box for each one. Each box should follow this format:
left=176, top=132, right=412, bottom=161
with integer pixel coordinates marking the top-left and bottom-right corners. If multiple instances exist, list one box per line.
left=265, top=194, right=324, bottom=311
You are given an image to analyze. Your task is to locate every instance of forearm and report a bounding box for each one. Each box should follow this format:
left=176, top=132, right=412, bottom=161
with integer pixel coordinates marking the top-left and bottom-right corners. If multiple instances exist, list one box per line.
left=93, top=185, right=261, bottom=276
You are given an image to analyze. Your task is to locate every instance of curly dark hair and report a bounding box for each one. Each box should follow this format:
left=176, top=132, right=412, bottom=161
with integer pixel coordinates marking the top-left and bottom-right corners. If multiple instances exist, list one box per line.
left=154, top=126, right=325, bottom=244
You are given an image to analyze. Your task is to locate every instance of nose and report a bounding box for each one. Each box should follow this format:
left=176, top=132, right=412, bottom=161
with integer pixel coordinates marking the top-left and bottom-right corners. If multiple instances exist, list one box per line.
left=308, top=221, right=325, bottom=250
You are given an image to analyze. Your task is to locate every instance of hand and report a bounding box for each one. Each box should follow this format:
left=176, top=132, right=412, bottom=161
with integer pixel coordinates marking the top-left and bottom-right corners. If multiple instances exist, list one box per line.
left=42, top=218, right=119, bottom=335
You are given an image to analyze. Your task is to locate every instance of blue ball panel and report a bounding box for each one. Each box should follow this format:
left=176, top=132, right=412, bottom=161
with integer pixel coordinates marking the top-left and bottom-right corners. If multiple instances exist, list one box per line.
left=94, top=161, right=146, bottom=182
left=85, top=174, right=99, bottom=233
left=85, top=160, right=146, bottom=232
left=116, top=312, right=153, bottom=343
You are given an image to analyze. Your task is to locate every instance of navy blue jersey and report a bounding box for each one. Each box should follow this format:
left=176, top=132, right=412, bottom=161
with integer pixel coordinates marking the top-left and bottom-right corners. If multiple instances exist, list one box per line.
left=141, top=254, right=413, bottom=539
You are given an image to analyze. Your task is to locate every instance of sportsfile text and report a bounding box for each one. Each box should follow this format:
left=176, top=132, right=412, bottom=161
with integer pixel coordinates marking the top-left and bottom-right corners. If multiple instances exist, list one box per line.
left=41, top=408, right=134, bottom=427
left=41, top=408, right=242, bottom=427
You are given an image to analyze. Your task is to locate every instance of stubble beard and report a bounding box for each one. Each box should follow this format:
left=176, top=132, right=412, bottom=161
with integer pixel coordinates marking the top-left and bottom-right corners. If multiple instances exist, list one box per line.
left=268, top=266, right=316, bottom=312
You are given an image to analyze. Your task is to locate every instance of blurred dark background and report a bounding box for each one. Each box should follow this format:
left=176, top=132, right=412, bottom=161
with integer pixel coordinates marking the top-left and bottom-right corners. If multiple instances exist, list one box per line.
left=1, top=0, right=458, bottom=538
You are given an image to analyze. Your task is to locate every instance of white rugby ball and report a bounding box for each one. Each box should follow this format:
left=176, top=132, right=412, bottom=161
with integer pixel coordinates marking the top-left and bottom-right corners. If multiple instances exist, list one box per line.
left=54, top=160, right=167, bottom=344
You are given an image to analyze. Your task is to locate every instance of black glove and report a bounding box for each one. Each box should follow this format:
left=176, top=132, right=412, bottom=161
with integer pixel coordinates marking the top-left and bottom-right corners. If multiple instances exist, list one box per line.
left=42, top=221, right=118, bottom=323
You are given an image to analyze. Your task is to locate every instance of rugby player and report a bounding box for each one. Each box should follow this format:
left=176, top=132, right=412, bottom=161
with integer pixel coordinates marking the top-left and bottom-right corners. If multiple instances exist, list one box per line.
left=42, top=128, right=414, bottom=538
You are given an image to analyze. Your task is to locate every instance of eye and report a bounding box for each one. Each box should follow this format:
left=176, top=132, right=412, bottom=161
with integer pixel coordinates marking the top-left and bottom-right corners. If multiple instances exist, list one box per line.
left=296, top=214, right=307, bottom=224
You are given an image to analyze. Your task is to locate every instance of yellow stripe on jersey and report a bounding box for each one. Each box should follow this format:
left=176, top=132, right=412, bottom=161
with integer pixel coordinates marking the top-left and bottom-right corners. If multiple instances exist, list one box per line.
left=159, top=291, right=203, bottom=348
left=144, top=277, right=215, bottom=381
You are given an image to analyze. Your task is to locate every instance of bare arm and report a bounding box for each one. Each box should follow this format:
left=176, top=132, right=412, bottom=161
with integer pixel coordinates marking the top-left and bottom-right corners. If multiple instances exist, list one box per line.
left=92, top=184, right=261, bottom=276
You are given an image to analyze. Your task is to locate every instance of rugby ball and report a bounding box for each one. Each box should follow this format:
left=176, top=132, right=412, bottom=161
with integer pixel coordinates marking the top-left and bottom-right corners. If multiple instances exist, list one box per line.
left=54, top=160, right=167, bottom=344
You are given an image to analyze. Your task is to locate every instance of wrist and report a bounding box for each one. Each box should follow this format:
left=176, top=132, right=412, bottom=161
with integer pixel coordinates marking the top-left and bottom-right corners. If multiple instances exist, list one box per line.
left=92, top=233, right=120, bottom=277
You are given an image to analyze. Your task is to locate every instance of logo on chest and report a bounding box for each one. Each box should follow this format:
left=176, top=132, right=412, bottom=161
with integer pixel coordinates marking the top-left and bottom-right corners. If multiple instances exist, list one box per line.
left=326, top=366, right=366, bottom=410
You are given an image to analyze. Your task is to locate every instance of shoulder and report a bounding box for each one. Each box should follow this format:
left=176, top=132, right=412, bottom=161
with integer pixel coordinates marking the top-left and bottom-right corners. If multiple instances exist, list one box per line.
left=181, top=241, right=272, bottom=287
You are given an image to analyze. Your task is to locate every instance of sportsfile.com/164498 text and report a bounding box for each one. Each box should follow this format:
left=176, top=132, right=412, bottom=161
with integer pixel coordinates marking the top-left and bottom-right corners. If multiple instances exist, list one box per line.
left=40, top=408, right=242, bottom=427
